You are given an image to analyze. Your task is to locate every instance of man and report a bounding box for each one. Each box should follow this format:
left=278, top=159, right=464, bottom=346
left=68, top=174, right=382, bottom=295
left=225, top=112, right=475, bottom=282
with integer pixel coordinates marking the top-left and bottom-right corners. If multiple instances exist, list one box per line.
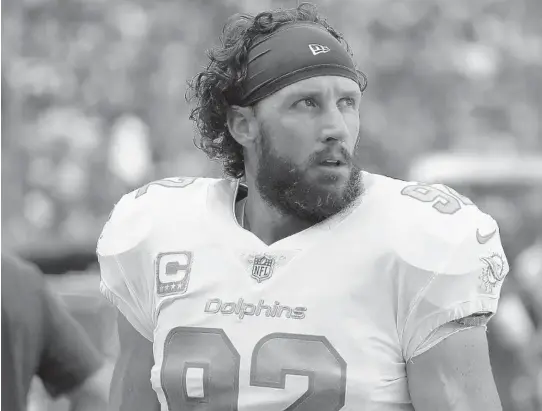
left=1, top=252, right=109, bottom=411
left=98, top=4, right=508, bottom=410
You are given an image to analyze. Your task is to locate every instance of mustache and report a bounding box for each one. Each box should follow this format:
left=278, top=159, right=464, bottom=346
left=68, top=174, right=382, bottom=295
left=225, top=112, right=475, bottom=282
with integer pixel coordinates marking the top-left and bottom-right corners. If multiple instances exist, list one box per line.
left=309, top=146, right=354, bottom=166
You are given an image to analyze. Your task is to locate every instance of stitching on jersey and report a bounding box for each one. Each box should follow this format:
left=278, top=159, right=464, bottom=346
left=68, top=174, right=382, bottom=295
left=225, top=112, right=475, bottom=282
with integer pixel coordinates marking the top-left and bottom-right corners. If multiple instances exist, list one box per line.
left=113, top=254, right=154, bottom=336
left=400, top=269, right=438, bottom=359
left=410, top=324, right=476, bottom=359
left=99, top=279, right=153, bottom=341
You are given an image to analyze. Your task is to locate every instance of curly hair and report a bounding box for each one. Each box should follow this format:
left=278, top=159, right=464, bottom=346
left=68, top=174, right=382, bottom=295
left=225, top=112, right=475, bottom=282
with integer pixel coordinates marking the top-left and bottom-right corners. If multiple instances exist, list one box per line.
left=187, top=2, right=367, bottom=179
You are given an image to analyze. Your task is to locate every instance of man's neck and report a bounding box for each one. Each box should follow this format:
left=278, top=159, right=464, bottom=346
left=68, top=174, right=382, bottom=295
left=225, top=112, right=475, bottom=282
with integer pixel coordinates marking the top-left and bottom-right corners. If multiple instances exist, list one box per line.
left=240, top=179, right=313, bottom=246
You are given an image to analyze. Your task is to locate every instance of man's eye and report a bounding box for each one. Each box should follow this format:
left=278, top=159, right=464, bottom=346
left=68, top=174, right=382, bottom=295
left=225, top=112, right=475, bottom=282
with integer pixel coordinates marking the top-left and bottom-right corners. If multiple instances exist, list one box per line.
left=297, top=98, right=317, bottom=108
left=340, top=97, right=356, bottom=107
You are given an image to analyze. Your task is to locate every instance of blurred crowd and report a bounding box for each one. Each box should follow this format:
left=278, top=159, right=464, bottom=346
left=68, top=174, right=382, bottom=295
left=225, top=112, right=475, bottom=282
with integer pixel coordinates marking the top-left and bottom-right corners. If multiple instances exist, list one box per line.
left=1, top=0, right=541, bottom=410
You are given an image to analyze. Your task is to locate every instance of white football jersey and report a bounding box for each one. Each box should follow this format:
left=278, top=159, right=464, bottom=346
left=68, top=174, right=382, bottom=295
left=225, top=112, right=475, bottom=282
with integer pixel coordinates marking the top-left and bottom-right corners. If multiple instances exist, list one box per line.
left=98, top=172, right=509, bottom=411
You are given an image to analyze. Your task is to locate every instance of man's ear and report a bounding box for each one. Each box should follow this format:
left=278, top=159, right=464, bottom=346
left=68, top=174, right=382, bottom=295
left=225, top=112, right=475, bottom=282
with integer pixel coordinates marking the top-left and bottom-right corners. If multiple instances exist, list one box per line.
left=226, top=106, right=258, bottom=147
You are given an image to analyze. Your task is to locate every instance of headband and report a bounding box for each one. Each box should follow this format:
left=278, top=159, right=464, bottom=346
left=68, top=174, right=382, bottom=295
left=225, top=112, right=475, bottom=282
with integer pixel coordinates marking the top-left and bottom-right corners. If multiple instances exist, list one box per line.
left=227, top=22, right=360, bottom=106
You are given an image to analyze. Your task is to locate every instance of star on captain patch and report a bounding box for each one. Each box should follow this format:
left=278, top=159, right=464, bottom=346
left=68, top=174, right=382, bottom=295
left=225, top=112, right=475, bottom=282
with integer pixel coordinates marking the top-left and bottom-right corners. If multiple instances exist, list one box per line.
left=250, top=254, right=276, bottom=283
left=479, top=253, right=506, bottom=293
left=156, top=251, right=192, bottom=296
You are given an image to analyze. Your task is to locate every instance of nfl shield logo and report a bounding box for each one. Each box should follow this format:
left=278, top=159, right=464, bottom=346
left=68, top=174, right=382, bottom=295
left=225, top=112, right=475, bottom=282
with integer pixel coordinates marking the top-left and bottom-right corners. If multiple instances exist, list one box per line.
left=251, top=255, right=275, bottom=283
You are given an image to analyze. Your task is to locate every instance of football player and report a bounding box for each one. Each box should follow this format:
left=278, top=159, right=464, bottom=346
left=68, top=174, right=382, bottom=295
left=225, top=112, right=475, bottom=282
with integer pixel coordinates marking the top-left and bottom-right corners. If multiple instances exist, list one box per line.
left=98, top=3, right=508, bottom=410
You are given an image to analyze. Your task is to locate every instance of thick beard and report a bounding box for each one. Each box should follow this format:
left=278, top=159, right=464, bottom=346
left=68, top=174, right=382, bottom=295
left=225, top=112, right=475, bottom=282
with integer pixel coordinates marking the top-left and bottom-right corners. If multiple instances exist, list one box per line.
left=255, top=130, right=364, bottom=224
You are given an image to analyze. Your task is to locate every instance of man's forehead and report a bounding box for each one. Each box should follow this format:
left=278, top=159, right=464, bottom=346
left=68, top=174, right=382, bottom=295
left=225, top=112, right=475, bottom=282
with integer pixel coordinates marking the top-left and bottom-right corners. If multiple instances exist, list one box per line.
left=278, top=76, right=360, bottom=97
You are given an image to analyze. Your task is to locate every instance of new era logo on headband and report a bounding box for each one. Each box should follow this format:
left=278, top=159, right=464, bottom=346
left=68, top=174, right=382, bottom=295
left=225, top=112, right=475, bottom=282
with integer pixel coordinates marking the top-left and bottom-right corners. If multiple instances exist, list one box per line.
left=308, top=44, right=330, bottom=55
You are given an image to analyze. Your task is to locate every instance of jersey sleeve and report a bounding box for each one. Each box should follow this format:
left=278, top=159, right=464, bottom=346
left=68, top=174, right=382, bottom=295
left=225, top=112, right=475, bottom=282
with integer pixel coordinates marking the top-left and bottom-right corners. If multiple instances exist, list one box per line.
left=394, top=188, right=510, bottom=361
left=97, top=190, right=156, bottom=342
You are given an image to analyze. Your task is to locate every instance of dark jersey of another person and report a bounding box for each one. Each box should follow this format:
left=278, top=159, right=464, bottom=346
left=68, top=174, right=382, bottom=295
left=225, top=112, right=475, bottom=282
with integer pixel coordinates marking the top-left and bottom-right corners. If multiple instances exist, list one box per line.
left=1, top=252, right=102, bottom=411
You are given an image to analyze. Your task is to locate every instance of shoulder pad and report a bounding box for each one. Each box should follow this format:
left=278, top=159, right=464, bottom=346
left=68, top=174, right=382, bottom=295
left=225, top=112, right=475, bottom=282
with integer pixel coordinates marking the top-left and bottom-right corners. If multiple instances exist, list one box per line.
left=388, top=180, right=503, bottom=273
left=97, top=177, right=204, bottom=257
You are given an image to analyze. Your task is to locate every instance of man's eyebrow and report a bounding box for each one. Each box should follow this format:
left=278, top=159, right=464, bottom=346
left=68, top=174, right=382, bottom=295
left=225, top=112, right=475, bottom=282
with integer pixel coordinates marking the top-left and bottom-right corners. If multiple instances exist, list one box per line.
left=285, top=89, right=322, bottom=99
left=286, top=88, right=360, bottom=99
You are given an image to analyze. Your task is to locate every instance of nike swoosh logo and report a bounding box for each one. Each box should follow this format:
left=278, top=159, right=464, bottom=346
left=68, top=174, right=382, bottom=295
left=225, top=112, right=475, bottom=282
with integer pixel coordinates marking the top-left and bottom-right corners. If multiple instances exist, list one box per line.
left=476, top=228, right=497, bottom=244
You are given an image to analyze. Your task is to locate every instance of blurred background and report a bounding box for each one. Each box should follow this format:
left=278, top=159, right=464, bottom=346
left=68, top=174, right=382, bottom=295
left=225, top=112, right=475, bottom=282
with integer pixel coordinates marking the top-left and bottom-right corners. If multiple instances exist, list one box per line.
left=2, top=0, right=541, bottom=410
